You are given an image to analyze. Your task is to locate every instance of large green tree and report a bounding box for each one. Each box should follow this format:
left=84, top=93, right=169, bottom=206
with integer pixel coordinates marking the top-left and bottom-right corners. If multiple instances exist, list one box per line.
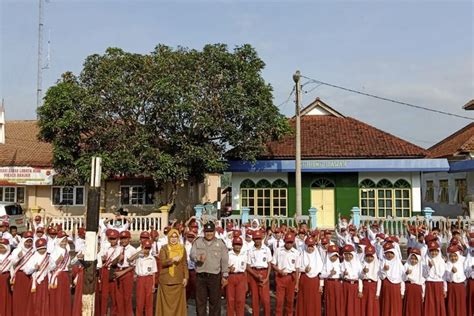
left=38, top=44, right=290, bottom=206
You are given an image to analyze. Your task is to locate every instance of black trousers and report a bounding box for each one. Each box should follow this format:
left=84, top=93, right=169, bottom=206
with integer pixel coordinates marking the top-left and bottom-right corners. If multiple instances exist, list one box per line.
left=196, top=272, right=222, bottom=316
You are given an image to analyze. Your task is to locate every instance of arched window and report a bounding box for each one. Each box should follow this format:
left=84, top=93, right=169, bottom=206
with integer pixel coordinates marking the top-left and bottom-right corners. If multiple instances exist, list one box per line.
left=311, top=178, right=335, bottom=188
left=359, top=179, right=376, bottom=217
left=256, top=179, right=272, bottom=188
left=377, top=179, right=393, bottom=188
left=394, top=179, right=411, bottom=217
left=272, top=179, right=287, bottom=188
left=240, top=179, right=255, bottom=188
left=272, top=179, right=287, bottom=217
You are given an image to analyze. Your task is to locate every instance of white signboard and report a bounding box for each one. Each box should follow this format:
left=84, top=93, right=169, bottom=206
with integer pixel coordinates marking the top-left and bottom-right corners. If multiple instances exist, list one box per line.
left=0, top=167, right=55, bottom=185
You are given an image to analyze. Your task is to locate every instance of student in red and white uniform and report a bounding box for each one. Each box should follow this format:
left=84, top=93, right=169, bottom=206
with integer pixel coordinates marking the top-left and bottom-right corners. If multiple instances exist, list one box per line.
left=33, top=226, right=48, bottom=247
left=241, top=230, right=254, bottom=255
left=423, top=240, right=446, bottom=316
left=271, top=232, right=299, bottom=316
left=227, top=236, right=247, bottom=316
left=134, top=239, right=157, bottom=316
left=360, top=245, right=381, bottom=316
left=403, top=248, right=425, bottom=316
left=49, top=230, right=72, bottom=316
left=379, top=242, right=404, bottom=316
left=341, top=244, right=363, bottom=316
left=185, top=229, right=197, bottom=301
left=0, top=238, right=12, bottom=316
left=445, top=245, right=466, bottom=316
left=295, top=229, right=306, bottom=252
left=0, top=221, right=13, bottom=247
left=116, top=230, right=136, bottom=316
left=464, top=239, right=474, bottom=316
left=24, top=238, right=52, bottom=316
left=97, top=229, right=122, bottom=316
left=10, top=230, right=35, bottom=315
left=296, top=236, right=324, bottom=316
left=320, top=244, right=343, bottom=316
left=246, top=230, right=272, bottom=316
left=46, top=227, right=59, bottom=253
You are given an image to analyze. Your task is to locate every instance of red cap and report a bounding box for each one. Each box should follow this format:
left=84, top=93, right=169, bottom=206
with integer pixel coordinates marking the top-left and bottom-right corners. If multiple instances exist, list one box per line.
left=284, top=233, right=295, bottom=243
left=216, top=227, right=224, bottom=234
left=0, top=221, right=9, bottom=227
left=107, top=229, right=119, bottom=239
left=35, top=238, right=47, bottom=249
left=427, top=241, right=439, bottom=251
left=409, top=248, right=421, bottom=256
left=310, top=230, right=320, bottom=238
left=383, top=242, right=394, bottom=252
left=274, top=227, right=282, bottom=234
left=298, top=228, right=306, bottom=235
left=385, top=236, right=396, bottom=243
left=119, top=231, right=131, bottom=239
left=48, top=227, right=57, bottom=235
left=359, top=238, right=371, bottom=247
left=78, top=227, right=86, bottom=237
left=305, top=237, right=316, bottom=246
left=189, top=221, right=198, bottom=228
left=342, top=244, right=355, bottom=253
left=150, top=230, right=159, bottom=239
left=0, top=238, right=9, bottom=246
left=371, top=223, right=379, bottom=228
left=226, top=222, right=234, bottom=230
left=321, top=237, right=329, bottom=245
left=449, top=238, right=460, bottom=246
left=140, top=231, right=151, bottom=239
left=232, top=230, right=241, bottom=238
left=232, top=237, right=243, bottom=245
left=142, top=239, right=153, bottom=249
left=327, top=245, right=339, bottom=254
left=57, top=230, right=68, bottom=238
left=348, top=225, right=356, bottom=232
left=376, top=233, right=385, bottom=239
left=23, top=231, right=34, bottom=239
left=447, top=245, right=460, bottom=254
left=469, top=239, right=474, bottom=248
left=253, top=230, right=263, bottom=240
left=36, top=227, right=44, bottom=234
left=424, top=234, right=436, bottom=243
left=34, top=215, right=41, bottom=221
left=365, top=245, right=376, bottom=255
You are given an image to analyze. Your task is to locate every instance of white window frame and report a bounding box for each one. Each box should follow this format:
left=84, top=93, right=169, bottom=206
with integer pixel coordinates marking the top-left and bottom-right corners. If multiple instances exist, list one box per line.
left=51, top=186, right=85, bottom=206
left=120, top=185, right=154, bottom=206
left=0, top=186, right=26, bottom=204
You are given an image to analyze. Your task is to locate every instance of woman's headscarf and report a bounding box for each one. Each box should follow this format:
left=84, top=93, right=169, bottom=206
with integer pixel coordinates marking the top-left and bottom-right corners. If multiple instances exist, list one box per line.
left=250, top=219, right=260, bottom=231
left=403, top=253, right=425, bottom=286
left=380, top=250, right=404, bottom=284
left=167, top=229, right=184, bottom=277
left=342, top=249, right=362, bottom=280
left=446, top=248, right=466, bottom=283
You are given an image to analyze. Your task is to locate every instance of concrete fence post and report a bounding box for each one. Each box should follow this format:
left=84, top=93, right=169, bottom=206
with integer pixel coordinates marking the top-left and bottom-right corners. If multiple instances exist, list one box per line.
left=241, top=207, right=250, bottom=224
left=308, top=207, right=317, bottom=229
left=351, top=206, right=361, bottom=228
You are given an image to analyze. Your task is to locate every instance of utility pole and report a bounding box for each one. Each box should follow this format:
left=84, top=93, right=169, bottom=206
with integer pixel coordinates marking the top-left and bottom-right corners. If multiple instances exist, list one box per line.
left=293, top=71, right=302, bottom=217
left=82, top=157, right=102, bottom=315
left=36, top=0, right=44, bottom=110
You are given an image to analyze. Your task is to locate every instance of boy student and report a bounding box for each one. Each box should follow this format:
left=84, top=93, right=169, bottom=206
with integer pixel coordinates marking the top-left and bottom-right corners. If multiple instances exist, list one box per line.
left=246, top=230, right=272, bottom=316
left=226, top=236, right=247, bottom=316
left=134, top=239, right=157, bottom=316
left=271, top=232, right=299, bottom=316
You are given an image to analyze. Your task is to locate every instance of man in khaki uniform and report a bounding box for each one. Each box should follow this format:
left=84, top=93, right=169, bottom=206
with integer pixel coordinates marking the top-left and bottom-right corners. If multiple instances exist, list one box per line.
left=190, top=221, right=229, bottom=316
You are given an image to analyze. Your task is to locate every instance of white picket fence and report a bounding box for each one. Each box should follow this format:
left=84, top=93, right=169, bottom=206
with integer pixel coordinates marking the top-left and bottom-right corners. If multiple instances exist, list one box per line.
left=27, top=213, right=166, bottom=236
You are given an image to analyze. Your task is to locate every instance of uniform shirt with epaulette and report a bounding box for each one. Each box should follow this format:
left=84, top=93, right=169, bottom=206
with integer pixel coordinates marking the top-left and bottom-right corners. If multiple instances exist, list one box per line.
left=190, top=237, right=229, bottom=277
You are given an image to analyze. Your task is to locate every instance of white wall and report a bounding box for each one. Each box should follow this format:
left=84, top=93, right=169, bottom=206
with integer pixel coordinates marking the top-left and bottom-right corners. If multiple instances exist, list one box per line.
left=231, top=173, right=288, bottom=211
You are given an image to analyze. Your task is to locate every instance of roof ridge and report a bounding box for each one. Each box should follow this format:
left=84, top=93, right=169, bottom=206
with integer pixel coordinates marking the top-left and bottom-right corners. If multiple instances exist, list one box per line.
left=5, top=119, right=38, bottom=123
left=428, top=122, right=474, bottom=151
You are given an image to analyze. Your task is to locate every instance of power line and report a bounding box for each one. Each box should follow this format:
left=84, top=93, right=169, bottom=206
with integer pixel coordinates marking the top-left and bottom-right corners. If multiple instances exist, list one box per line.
left=277, top=86, right=295, bottom=108
left=301, top=75, right=474, bottom=121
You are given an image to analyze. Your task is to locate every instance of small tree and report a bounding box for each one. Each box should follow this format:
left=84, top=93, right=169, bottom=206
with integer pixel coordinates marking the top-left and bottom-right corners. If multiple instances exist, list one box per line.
left=38, top=44, right=290, bottom=207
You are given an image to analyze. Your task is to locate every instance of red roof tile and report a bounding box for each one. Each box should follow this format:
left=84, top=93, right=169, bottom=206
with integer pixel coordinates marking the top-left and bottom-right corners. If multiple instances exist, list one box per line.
left=262, top=115, right=427, bottom=159
left=0, top=121, right=53, bottom=167
left=428, top=123, right=474, bottom=158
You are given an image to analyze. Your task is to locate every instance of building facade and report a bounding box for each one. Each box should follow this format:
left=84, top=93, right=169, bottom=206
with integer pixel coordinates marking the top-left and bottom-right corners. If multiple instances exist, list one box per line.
left=0, top=119, right=220, bottom=219
left=227, top=99, right=449, bottom=227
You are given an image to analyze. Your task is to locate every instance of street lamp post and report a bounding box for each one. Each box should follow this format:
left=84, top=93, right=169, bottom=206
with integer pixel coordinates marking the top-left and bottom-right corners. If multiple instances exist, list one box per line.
left=293, top=71, right=302, bottom=217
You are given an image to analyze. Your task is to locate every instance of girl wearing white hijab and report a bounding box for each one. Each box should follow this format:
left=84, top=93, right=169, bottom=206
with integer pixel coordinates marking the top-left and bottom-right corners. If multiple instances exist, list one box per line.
left=320, top=244, right=342, bottom=316
left=422, top=241, right=446, bottom=316
left=296, top=237, right=324, bottom=316
left=341, top=244, right=363, bottom=316
left=403, top=248, right=425, bottom=316
left=464, top=240, right=474, bottom=316
left=49, top=231, right=72, bottom=316
left=445, top=245, right=467, bottom=316
left=24, top=238, right=55, bottom=315
left=360, top=245, right=381, bottom=316
left=379, top=242, right=404, bottom=316
left=0, top=238, right=12, bottom=316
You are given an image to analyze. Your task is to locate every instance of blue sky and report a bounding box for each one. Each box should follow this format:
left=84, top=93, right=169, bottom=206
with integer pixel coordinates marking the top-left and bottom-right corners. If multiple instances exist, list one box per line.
left=1, top=0, right=473, bottom=148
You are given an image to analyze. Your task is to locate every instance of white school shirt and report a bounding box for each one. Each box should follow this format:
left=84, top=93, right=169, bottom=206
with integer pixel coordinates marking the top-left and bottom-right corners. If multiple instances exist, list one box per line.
left=271, top=247, right=299, bottom=273
left=229, top=250, right=247, bottom=273
left=464, top=250, right=474, bottom=279
left=74, top=237, right=86, bottom=255
left=185, top=240, right=196, bottom=270
left=445, top=256, right=466, bottom=283
left=403, top=254, right=425, bottom=298
left=117, top=244, right=137, bottom=268
left=50, top=246, right=71, bottom=272
left=379, top=256, right=405, bottom=295
left=247, top=245, right=272, bottom=269
left=0, top=231, right=13, bottom=248
left=271, top=238, right=285, bottom=254
left=342, top=255, right=363, bottom=292
left=295, top=237, right=306, bottom=252
left=423, top=253, right=446, bottom=283
left=297, top=249, right=324, bottom=278
left=97, top=245, right=122, bottom=269
left=321, top=255, right=342, bottom=281
left=134, top=254, right=157, bottom=277
left=47, top=237, right=56, bottom=254
left=361, top=258, right=382, bottom=296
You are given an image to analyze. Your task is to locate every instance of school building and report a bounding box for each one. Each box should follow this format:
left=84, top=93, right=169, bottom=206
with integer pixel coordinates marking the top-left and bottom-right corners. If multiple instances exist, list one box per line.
left=0, top=116, right=220, bottom=219
left=227, top=98, right=449, bottom=227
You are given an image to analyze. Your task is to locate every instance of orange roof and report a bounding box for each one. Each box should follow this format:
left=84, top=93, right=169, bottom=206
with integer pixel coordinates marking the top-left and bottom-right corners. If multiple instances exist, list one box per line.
left=428, top=123, right=474, bottom=158
left=0, top=121, right=53, bottom=167
left=262, top=115, right=427, bottom=159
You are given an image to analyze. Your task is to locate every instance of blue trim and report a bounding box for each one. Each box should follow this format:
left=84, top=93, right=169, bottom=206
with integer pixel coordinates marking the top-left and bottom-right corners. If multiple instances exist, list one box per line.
left=449, top=160, right=474, bottom=173
left=227, top=159, right=449, bottom=173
